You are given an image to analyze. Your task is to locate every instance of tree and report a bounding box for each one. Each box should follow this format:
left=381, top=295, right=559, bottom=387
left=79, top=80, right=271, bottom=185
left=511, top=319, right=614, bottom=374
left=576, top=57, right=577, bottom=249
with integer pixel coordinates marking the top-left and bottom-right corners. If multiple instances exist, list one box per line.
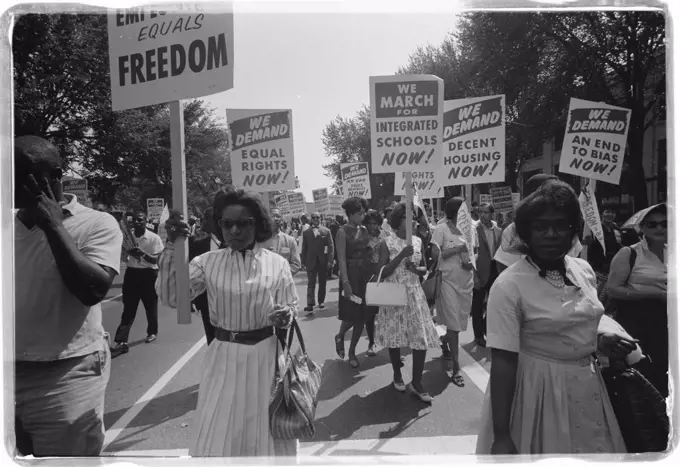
left=321, top=106, right=398, bottom=209
left=401, top=11, right=665, bottom=209
left=12, top=13, right=233, bottom=213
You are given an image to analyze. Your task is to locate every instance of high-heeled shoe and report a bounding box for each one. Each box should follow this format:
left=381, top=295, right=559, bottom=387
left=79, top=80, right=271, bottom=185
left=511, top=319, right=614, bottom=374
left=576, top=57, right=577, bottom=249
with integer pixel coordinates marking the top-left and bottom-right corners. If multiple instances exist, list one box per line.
left=407, top=383, right=433, bottom=403
left=393, top=380, right=406, bottom=392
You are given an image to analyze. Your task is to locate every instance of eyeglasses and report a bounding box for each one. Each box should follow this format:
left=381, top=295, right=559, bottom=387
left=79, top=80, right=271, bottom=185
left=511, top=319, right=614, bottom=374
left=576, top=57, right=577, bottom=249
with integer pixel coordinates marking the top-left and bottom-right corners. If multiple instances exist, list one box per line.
left=529, top=220, right=573, bottom=235
left=644, top=220, right=667, bottom=229
left=218, top=218, right=255, bottom=230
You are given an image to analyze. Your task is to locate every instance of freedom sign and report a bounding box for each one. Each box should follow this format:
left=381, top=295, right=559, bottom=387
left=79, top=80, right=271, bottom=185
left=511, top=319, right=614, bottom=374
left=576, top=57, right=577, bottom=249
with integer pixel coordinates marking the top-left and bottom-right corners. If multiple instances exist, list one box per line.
left=108, top=4, right=234, bottom=111
left=442, top=95, right=505, bottom=186
left=146, top=198, right=165, bottom=222
left=394, top=171, right=443, bottom=199
left=340, top=162, right=371, bottom=199
left=287, top=192, right=306, bottom=216
left=227, top=109, right=296, bottom=192
left=579, top=180, right=606, bottom=255
left=312, top=188, right=330, bottom=213
left=559, top=98, right=631, bottom=185
left=370, top=75, right=444, bottom=173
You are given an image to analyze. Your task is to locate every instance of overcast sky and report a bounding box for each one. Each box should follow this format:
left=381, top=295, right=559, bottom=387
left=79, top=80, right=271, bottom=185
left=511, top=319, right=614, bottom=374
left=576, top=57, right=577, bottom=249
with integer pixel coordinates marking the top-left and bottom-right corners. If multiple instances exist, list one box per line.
left=203, top=8, right=458, bottom=200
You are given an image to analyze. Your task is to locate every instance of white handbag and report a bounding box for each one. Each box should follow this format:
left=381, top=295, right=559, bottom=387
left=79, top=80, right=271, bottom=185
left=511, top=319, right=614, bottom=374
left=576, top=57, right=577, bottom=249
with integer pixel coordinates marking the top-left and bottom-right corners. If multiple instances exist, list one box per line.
left=365, top=266, right=408, bottom=307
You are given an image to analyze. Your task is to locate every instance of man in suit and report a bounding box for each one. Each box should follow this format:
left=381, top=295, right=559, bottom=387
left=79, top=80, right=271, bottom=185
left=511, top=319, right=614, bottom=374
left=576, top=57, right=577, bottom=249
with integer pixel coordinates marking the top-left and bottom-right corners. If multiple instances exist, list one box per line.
left=472, top=202, right=503, bottom=347
left=266, top=208, right=301, bottom=275
left=188, top=207, right=221, bottom=345
left=301, top=211, right=334, bottom=315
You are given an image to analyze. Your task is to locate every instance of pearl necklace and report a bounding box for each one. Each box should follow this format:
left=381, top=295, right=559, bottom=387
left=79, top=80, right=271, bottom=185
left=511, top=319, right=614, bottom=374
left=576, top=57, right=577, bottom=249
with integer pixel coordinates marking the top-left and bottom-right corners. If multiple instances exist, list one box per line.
left=544, top=270, right=566, bottom=288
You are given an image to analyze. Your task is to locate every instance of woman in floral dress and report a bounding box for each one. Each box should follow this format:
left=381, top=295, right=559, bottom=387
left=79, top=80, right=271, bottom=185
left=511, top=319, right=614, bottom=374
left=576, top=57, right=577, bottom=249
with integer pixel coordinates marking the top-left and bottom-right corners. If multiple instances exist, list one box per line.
left=375, top=203, right=440, bottom=403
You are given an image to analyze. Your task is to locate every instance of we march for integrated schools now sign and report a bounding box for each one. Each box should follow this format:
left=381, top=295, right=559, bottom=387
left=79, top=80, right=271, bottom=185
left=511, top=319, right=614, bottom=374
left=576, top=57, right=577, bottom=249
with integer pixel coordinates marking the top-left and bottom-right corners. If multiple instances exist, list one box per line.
left=227, top=109, right=296, bottom=192
left=108, top=4, right=234, bottom=110
left=370, top=75, right=444, bottom=174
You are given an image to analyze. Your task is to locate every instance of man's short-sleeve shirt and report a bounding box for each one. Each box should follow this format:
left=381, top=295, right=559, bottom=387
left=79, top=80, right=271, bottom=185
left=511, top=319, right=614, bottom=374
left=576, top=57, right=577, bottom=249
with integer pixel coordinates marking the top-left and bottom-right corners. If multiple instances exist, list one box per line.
left=15, top=194, right=123, bottom=361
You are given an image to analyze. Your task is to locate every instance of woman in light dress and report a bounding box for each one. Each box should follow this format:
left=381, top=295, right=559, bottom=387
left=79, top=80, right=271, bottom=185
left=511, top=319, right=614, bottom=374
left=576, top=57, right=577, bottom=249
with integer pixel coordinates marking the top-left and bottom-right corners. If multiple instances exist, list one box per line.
left=476, top=180, right=635, bottom=455
left=375, top=202, right=440, bottom=402
left=158, top=189, right=298, bottom=457
left=431, top=197, right=474, bottom=387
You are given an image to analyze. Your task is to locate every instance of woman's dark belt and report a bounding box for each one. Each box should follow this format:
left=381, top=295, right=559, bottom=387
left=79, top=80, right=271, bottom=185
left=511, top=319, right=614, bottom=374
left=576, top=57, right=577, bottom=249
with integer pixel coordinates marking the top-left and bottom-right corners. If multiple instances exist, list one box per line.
left=214, top=326, right=275, bottom=345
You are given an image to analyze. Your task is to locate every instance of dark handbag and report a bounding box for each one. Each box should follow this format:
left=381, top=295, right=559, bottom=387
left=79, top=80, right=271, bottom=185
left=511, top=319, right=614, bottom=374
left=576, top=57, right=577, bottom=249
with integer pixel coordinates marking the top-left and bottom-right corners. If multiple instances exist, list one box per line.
left=599, top=359, right=669, bottom=453
left=269, top=319, right=322, bottom=440
left=422, top=269, right=441, bottom=301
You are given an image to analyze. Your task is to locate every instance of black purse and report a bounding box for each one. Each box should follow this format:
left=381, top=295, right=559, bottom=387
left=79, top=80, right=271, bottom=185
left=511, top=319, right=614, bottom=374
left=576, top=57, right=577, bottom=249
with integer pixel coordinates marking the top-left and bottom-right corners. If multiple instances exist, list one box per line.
left=599, top=358, right=669, bottom=453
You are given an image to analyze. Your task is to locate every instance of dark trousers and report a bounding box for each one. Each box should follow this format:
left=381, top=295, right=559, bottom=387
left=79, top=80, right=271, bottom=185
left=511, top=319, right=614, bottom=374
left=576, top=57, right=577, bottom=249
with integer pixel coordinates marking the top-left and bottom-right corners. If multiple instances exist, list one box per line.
left=306, top=258, right=328, bottom=306
left=471, top=262, right=498, bottom=340
left=114, top=267, right=159, bottom=343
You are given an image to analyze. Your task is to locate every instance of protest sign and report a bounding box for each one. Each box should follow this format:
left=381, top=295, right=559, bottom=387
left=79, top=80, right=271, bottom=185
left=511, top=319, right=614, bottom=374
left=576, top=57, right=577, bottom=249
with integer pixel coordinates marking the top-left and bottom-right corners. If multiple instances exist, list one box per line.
left=559, top=98, right=631, bottom=185
left=312, top=188, right=330, bottom=213
left=273, top=191, right=290, bottom=215
left=146, top=198, right=165, bottom=222
left=340, top=162, right=371, bottom=198
left=329, top=195, right=344, bottom=217
left=227, top=109, right=295, bottom=192
left=119, top=216, right=138, bottom=252
left=456, top=201, right=476, bottom=270
left=442, top=95, right=505, bottom=186
left=394, top=171, right=443, bottom=199
left=287, top=192, right=306, bottom=216
left=490, top=186, right=513, bottom=211
left=157, top=203, right=170, bottom=240
left=370, top=75, right=444, bottom=173
left=62, top=179, right=89, bottom=205
left=579, top=180, right=606, bottom=255
left=479, top=194, right=492, bottom=205
left=108, top=4, right=234, bottom=111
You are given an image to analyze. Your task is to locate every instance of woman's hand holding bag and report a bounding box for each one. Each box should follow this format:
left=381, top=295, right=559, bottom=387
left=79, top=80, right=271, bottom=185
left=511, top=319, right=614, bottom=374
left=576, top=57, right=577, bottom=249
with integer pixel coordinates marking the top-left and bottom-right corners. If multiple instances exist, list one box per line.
left=365, top=266, right=408, bottom=307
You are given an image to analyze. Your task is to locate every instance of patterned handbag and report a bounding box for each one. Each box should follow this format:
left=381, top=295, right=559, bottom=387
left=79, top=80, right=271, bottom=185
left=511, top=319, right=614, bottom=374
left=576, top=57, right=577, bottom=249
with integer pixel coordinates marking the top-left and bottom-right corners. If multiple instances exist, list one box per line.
left=269, top=319, right=322, bottom=440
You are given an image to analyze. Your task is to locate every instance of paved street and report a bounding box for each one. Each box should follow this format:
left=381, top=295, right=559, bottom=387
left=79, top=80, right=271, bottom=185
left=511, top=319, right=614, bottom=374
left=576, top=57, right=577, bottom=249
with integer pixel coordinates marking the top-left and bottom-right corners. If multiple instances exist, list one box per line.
left=100, top=265, right=491, bottom=457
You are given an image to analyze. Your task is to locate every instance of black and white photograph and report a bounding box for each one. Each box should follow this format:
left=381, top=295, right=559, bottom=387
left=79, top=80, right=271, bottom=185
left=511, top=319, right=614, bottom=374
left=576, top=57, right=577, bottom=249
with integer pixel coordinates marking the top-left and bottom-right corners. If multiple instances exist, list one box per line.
left=1, top=0, right=673, bottom=463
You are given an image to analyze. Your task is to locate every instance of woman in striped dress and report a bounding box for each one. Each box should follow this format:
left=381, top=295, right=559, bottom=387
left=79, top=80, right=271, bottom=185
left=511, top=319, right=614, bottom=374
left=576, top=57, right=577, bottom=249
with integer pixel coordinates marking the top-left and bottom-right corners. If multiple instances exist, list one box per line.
left=157, top=189, right=299, bottom=457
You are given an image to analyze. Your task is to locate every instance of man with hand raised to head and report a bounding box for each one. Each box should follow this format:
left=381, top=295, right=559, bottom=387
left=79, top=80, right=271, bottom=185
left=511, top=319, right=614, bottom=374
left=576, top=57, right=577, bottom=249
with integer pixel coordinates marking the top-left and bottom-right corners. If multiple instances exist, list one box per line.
left=14, top=136, right=123, bottom=457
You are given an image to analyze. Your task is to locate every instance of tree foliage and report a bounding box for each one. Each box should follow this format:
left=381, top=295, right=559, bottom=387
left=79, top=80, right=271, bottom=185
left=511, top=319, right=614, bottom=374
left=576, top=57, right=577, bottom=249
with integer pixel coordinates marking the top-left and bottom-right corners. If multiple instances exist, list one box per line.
left=322, top=11, right=665, bottom=210
left=12, top=13, right=232, bottom=214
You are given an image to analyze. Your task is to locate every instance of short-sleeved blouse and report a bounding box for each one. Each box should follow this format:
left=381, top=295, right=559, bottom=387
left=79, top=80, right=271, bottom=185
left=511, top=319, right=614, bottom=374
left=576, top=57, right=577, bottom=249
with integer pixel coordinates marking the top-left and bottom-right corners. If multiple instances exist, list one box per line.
left=627, top=239, right=667, bottom=294
left=486, top=256, right=604, bottom=361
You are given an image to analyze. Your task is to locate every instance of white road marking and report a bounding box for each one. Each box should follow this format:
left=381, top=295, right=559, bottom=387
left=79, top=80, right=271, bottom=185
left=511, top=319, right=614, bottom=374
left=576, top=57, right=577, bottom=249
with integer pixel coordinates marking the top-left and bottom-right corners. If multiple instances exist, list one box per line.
left=102, top=293, right=123, bottom=303
left=102, top=337, right=206, bottom=451
left=459, top=349, right=490, bottom=394
left=104, top=434, right=478, bottom=457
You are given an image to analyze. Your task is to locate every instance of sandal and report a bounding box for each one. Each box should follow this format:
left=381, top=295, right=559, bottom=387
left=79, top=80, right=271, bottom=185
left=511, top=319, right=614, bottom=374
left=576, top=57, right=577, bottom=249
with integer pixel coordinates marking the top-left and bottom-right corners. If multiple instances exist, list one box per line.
left=367, top=344, right=376, bottom=357
left=349, top=355, right=360, bottom=369
left=451, top=372, right=465, bottom=387
left=335, top=334, right=345, bottom=359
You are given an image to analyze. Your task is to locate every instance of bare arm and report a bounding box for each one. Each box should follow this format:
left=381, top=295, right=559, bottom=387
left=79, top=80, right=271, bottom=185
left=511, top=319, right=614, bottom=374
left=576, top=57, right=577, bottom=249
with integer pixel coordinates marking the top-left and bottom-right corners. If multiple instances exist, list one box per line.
left=607, top=247, right=660, bottom=300
left=377, top=242, right=406, bottom=279
left=336, top=229, right=349, bottom=283
left=490, top=349, right=519, bottom=438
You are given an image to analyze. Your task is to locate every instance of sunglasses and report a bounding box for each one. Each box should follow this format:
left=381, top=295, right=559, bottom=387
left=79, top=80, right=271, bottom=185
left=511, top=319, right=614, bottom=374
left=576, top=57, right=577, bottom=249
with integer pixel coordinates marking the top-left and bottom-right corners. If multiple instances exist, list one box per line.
left=218, top=218, right=255, bottom=230
left=644, top=221, right=667, bottom=229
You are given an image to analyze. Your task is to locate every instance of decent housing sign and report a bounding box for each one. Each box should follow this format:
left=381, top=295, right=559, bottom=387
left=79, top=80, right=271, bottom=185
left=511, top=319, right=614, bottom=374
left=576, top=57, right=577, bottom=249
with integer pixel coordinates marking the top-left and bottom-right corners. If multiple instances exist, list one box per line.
left=227, top=109, right=295, bottom=192
left=370, top=75, right=444, bottom=173
left=108, top=5, right=234, bottom=111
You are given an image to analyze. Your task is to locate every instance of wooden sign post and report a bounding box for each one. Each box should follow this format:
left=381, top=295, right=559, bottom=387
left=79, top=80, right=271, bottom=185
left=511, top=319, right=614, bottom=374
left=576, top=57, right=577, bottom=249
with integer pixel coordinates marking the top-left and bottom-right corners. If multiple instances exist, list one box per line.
left=170, top=101, right=192, bottom=325
left=405, top=172, right=413, bottom=246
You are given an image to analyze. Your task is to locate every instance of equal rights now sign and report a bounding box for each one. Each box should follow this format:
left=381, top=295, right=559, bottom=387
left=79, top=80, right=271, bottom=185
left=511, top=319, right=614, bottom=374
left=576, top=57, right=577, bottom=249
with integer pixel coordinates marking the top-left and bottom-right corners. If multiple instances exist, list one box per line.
left=227, top=109, right=296, bottom=192
left=442, top=95, right=506, bottom=185
left=340, top=162, right=371, bottom=199
left=370, top=75, right=444, bottom=173
left=558, top=98, right=631, bottom=185
left=108, top=4, right=234, bottom=111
